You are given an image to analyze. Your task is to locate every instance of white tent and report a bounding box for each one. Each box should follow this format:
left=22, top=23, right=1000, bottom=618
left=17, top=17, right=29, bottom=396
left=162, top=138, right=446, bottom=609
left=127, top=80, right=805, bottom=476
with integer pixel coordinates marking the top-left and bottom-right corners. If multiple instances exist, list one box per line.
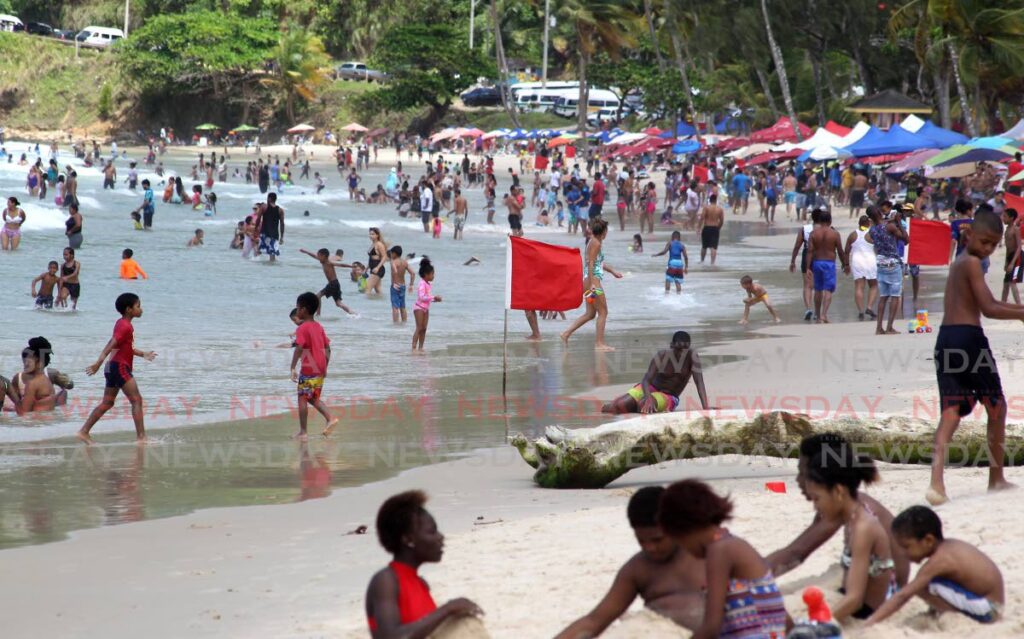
left=794, top=128, right=846, bottom=151
left=727, top=143, right=773, bottom=159
left=899, top=114, right=926, bottom=133
left=805, top=146, right=852, bottom=161
left=1004, top=119, right=1024, bottom=141
left=837, top=121, right=872, bottom=147
left=607, top=132, right=647, bottom=145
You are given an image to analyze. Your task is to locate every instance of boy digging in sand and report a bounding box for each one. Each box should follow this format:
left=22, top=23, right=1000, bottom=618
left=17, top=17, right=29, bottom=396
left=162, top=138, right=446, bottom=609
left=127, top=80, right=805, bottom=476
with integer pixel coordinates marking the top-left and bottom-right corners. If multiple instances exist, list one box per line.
left=739, top=275, right=781, bottom=325
left=927, top=208, right=1024, bottom=505
left=866, top=506, right=1003, bottom=625
left=290, top=292, right=339, bottom=439
left=77, top=293, right=156, bottom=444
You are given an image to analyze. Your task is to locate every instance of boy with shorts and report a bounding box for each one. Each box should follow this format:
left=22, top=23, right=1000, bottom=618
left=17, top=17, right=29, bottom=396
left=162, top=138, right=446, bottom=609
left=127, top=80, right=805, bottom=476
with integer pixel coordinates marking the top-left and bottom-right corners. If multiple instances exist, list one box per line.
left=866, top=506, right=1003, bottom=625
left=388, top=245, right=415, bottom=324
left=739, top=275, right=781, bottom=325
left=1001, top=208, right=1021, bottom=304
left=927, top=209, right=1024, bottom=505
left=77, top=293, right=156, bottom=444
left=31, top=261, right=60, bottom=309
left=452, top=188, right=467, bottom=240
left=300, top=247, right=355, bottom=316
left=290, top=292, right=338, bottom=439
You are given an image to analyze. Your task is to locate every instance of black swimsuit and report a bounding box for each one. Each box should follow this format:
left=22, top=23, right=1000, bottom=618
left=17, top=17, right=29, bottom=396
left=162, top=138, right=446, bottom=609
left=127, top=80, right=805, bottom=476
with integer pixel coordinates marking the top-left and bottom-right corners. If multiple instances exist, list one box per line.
left=368, top=247, right=385, bottom=278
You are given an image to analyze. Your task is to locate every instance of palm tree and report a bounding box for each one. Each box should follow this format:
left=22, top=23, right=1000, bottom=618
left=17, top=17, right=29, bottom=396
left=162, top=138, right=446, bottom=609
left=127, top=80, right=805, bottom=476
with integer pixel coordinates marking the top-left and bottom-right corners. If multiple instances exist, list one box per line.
left=760, top=0, right=803, bottom=140
left=491, top=0, right=523, bottom=129
left=262, top=27, right=330, bottom=125
left=642, top=0, right=666, bottom=71
left=557, top=0, right=641, bottom=133
left=662, top=0, right=700, bottom=138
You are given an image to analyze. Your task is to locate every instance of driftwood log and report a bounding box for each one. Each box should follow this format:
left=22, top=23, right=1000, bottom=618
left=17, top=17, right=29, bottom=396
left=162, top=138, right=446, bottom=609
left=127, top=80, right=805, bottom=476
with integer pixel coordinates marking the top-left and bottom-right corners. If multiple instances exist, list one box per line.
left=511, top=411, right=1024, bottom=489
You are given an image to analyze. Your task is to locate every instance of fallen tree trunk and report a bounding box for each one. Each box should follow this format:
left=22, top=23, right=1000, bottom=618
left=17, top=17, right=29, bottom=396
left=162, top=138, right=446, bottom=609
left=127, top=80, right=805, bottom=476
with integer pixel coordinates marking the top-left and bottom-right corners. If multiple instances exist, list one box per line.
left=510, top=411, right=1024, bottom=489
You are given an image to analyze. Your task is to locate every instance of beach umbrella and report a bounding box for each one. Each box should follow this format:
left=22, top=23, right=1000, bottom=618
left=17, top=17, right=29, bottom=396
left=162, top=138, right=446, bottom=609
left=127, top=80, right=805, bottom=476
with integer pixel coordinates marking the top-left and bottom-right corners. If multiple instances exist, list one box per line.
left=287, top=123, right=316, bottom=134
left=341, top=122, right=368, bottom=132
left=969, top=136, right=1016, bottom=149
left=926, top=144, right=1017, bottom=168
left=925, top=163, right=979, bottom=179
left=482, top=128, right=510, bottom=140
left=195, top=123, right=219, bottom=131
left=672, top=139, right=702, bottom=155
left=885, top=148, right=942, bottom=174
left=460, top=127, right=485, bottom=138
left=233, top=124, right=259, bottom=132
left=368, top=127, right=389, bottom=137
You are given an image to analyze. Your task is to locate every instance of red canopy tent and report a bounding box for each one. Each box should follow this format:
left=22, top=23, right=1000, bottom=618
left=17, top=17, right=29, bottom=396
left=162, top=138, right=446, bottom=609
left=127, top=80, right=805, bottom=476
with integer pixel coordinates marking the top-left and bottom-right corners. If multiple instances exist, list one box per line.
left=824, top=120, right=852, bottom=137
left=845, top=152, right=912, bottom=166
left=750, top=117, right=813, bottom=143
left=716, top=137, right=751, bottom=152
left=617, top=136, right=673, bottom=157
left=643, top=127, right=664, bottom=136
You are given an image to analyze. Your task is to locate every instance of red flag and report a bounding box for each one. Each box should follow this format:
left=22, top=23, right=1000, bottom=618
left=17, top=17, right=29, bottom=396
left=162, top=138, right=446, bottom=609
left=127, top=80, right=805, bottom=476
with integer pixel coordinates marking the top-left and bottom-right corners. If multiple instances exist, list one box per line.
left=1004, top=191, right=1024, bottom=214
left=535, top=155, right=549, bottom=170
left=693, top=165, right=709, bottom=184
left=908, top=218, right=951, bottom=266
left=506, top=236, right=583, bottom=311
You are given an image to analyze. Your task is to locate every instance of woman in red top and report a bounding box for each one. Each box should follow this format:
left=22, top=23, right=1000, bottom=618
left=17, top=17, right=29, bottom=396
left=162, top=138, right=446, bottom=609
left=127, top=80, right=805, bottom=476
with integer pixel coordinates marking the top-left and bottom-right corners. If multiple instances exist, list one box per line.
left=365, top=491, right=482, bottom=638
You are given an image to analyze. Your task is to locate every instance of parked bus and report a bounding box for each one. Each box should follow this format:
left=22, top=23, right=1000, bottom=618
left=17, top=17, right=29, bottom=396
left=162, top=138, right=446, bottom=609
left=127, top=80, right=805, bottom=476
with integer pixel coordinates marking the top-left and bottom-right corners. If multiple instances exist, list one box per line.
left=552, top=89, right=621, bottom=119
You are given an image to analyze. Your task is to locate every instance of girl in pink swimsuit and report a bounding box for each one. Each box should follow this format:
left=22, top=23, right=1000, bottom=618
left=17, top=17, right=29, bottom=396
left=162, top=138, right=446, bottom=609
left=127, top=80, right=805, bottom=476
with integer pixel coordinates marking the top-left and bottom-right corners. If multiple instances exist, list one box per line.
left=412, top=257, right=441, bottom=351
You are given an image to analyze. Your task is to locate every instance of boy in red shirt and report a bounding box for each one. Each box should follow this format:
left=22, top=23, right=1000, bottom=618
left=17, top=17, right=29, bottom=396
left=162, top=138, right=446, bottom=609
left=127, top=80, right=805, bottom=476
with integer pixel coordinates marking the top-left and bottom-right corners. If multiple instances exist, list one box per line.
left=77, top=292, right=156, bottom=444
left=290, top=292, right=339, bottom=439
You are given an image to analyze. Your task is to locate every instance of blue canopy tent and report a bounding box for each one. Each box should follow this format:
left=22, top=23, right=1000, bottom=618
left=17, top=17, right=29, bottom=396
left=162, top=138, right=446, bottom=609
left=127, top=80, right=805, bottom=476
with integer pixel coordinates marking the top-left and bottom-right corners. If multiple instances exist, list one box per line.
left=846, top=126, right=938, bottom=157
left=659, top=122, right=696, bottom=138
left=591, top=129, right=623, bottom=143
left=914, top=121, right=968, bottom=148
left=672, top=139, right=702, bottom=154
left=714, top=116, right=746, bottom=135
left=507, top=128, right=530, bottom=140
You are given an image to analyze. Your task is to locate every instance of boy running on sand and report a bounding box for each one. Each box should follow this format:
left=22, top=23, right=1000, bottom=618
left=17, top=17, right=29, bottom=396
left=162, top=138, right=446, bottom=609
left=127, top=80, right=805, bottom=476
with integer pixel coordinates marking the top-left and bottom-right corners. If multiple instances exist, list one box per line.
left=388, top=246, right=415, bottom=324
left=300, top=248, right=356, bottom=316
left=555, top=486, right=707, bottom=637
left=290, top=292, right=339, bottom=439
left=31, top=261, right=60, bottom=309
left=739, top=275, right=780, bottom=324
left=927, top=209, right=1024, bottom=505
left=77, top=293, right=156, bottom=444
left=866, top=506, right=1004, bottom=625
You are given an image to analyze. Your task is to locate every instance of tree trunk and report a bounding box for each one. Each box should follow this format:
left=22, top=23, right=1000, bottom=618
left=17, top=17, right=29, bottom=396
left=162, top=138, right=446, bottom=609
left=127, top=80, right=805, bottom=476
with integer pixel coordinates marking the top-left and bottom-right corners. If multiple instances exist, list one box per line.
left=852, top=44, right=874, bottom=95
left=947, top=42, right=977, bottom=137
left=491, top=0, right=521, bottom=129
left=643, top=0, right=666, bottom=72
left=663, top=0, right=698, bottom=139
left=576, top=35, right=590, bottom=134
left=755, top=66, right=780, bottom=119
left=810, top=52, right=826, bottom=126
left=931, top=66, right=951, bottom=129
left=286, top=93, right=295, bottom=125
left=760, top=0, right=803, bottom=141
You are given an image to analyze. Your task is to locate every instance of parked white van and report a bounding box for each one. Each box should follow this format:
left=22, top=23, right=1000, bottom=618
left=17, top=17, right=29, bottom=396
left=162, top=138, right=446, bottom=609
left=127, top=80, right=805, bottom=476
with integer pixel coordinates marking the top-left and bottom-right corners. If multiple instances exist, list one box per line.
left=76, top=26, right=124, bottom=48
left=0, top=14, right=23, bottom=32
left=552, top=89, right=621, bottom=118
left=514, top=88, right=579, bottom=113
left=509, top=80, right=579, bottom=99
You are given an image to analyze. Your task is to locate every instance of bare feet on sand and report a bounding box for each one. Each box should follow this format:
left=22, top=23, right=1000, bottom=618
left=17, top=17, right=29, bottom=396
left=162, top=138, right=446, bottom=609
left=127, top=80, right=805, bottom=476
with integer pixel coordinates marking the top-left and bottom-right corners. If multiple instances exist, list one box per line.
left=594, top=343, right=615, bottom=352
left=525, top=334, right=542, bottom=342
left=75, top=431, right=94, bottom=446
left=559, top=331, right=570, bottom=344
left=925, top=486, right=949, bottom=506
left=738, top=319, right=748, bottom=325
left=322, top=418, right=340, bottom=437
left=293, top=431, right=309, bottom=441
left=989, top=480, right=1017, bottom=493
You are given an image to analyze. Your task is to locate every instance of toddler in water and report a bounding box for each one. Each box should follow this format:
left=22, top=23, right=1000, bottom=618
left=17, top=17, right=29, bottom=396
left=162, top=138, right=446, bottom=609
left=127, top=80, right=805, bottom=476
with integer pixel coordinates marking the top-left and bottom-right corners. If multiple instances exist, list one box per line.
left=630, top=234, right=643, bottom=253
left=658, top=479, right=788, bottom=638
left=203, top=192, right=217, bottom=217
left=130, top=211, right=144, bottom=230
left=412, top=257, right=441, bottom=352
left=739, top=275, right=780, bottom=324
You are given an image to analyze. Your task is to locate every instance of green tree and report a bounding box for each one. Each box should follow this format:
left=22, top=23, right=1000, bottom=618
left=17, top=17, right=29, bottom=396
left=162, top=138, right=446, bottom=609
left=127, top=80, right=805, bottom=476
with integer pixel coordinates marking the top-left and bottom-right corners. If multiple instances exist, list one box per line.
left=261, top=27, right=330, bottom=125
left=117, top=10, right=276, bottom=99
left=97, top=83, right=113, bottom=120
left=358, top=23, right=495, bottom=134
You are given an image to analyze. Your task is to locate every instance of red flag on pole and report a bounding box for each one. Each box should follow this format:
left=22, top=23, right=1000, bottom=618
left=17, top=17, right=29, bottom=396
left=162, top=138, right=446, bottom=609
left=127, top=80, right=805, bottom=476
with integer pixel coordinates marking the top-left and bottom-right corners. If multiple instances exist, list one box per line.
left=506, top=236, right=583, bottom=311
left=908, top=218, right=952, bottom=266
left=1004, top=191, right=1024, bottom=214
left=693, top=165, right=709, bottom=184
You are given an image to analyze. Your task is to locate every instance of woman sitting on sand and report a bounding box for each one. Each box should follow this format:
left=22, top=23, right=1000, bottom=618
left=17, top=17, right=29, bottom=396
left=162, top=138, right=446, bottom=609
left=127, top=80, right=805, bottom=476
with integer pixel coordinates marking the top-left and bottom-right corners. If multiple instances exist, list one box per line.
left=803, top=442, right=898, bottom=621
left=1, top=337, right=73, bottom=415
left=365, top=490, right=483, bottom=637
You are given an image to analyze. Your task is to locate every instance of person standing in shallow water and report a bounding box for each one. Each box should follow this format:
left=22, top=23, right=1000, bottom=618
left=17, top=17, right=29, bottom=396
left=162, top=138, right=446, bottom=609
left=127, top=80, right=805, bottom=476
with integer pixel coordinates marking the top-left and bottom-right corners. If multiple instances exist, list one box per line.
left=561, top=218, right=623, bottom=351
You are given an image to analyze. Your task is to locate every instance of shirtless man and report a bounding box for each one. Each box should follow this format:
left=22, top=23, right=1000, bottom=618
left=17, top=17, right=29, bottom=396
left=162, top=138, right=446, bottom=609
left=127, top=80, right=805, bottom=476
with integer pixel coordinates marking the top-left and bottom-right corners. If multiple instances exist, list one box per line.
left=805, top=210, right=849, bottom=323
left=505, top=187, right=524, bottom=238
left=790, top=209, right=822, bottom=321
left=452, top=188, right=468, bottom=240
left=697, top=194, right=724, bottom=265
left=102, top=160, right=117, bottom=190
left=1001, top=209, right=1022, bottom=304
left=850, top=171, right=868, bottom=219
left=299, top=247, right=355, bottom=316
left=555, top=486, right=706, bottom=637
left=602, top=331, right=709, bottom=414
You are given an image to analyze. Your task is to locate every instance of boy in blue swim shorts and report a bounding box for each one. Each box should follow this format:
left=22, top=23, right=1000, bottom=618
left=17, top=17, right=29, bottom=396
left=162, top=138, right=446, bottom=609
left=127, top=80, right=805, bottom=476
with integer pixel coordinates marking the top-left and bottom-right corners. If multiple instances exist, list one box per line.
left=866, top=506, right=1003, bottom=626
left=806, top=210, right=849, bottom=323
left=388, top=245, right=414, bottom=324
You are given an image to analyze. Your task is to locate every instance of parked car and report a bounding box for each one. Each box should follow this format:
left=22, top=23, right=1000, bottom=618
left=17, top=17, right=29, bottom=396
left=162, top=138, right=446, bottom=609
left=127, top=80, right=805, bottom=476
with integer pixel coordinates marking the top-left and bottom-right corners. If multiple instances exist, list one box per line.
left=25, top=21, right=53, bottom=36
left=0, top=14, right=23, bottom=32
left=52, top=28, right=75, bottom=40
left=75, top=26, right=124, bottom=48
left=335, top=61, right=388, bottom=83
left=461, top=86, right=502, bottom=107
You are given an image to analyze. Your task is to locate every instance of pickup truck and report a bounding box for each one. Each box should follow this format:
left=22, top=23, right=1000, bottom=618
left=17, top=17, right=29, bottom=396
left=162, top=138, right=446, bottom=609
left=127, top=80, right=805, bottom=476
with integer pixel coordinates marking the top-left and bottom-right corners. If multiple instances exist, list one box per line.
left=335, top=62, right=388, bottom=83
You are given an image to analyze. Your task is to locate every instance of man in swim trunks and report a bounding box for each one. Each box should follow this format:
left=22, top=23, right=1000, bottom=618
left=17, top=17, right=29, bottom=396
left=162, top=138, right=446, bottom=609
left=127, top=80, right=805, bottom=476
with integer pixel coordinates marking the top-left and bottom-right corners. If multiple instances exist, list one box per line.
left=697, top=194, right=724, bottom=265
left=258, top=192, right=285, bottom=262
left=602, top=331, right=709, bottom=414
left=300, top=247, right=355, bottom=316
left=556, top=486, right=706, bottom=637
left=452, top=188, right=467, bottom=240
left=388, top=245, right=415, bottom=324
left=805, top=209, right=849, bottom=324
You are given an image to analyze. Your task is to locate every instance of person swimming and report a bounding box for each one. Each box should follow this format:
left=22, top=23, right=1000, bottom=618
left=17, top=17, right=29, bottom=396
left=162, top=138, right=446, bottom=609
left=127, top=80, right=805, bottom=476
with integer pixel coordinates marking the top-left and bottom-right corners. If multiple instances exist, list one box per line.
left=0, top=337, right=73, bottom=415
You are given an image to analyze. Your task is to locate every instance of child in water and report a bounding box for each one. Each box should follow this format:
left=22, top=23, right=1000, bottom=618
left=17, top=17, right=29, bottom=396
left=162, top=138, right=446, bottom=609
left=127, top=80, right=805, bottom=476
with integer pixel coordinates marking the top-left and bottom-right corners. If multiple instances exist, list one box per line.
left=739, top=275, right=781, bottom=324
left=187, top=229, right=204, bottom=247
left=289, top=292, right=339, bottom=439
left=412, top=257, right=441, bottom=352
left=31, top=261, right=60, bottom=309
left=203, top=192, right=217, bottom=217
left=631, top=233, right=644, bottom=253
left=119, top=249, right=148, bottom=280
